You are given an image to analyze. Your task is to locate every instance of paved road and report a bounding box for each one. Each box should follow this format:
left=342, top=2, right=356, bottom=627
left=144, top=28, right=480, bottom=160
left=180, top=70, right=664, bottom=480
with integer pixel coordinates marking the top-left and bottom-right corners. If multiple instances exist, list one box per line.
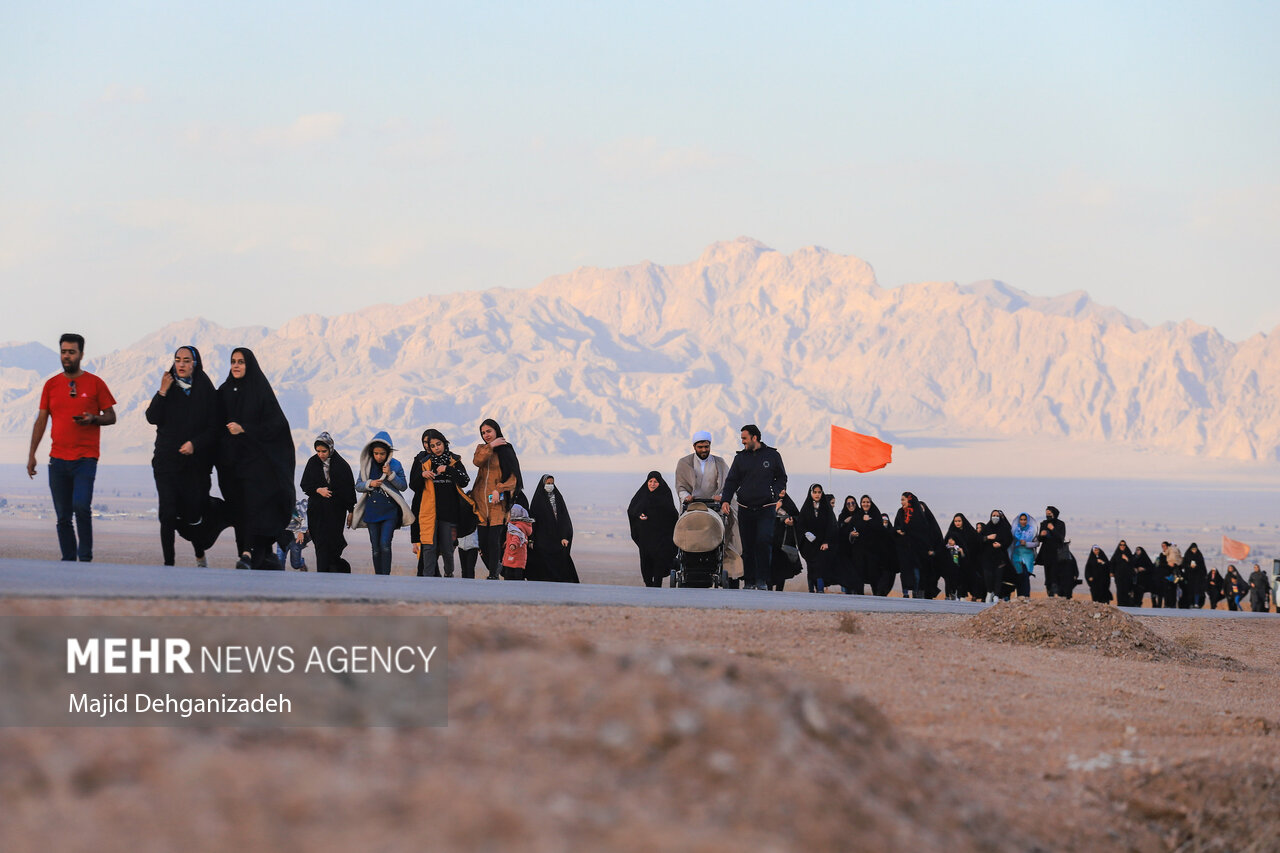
left=2, top=559, right=1275, bottom=619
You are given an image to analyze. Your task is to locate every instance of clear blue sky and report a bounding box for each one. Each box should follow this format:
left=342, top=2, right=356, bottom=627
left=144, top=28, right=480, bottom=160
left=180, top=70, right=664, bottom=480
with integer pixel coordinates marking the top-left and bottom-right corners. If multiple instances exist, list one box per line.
left=2, top=1, right=1277, bottom=353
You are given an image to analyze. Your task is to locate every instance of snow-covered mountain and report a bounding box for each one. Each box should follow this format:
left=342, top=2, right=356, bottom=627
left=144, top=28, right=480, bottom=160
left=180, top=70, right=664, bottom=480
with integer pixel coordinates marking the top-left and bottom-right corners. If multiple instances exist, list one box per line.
left=3, top=238, right=1278, bottom=463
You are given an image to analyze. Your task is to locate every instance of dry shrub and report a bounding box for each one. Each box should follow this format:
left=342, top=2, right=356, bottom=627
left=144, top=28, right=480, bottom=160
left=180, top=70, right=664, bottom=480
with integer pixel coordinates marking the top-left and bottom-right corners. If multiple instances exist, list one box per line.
left=1173, top=633, right=1204, bottom=652
left=836, top=612, right=862, bottom=635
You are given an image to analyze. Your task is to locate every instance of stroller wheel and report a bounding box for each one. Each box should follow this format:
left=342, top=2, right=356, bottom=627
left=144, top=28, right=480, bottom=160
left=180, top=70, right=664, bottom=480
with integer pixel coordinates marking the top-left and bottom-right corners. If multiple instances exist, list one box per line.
left=717, top=569, right=728, bottom=589
left=669, top=569, right=680, bottom=588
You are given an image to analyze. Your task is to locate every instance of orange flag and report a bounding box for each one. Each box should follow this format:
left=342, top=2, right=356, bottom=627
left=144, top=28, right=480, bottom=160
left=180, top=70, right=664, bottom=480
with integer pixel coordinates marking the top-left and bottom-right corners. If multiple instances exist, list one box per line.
left=1222, top=535, right=1251, bottom=561
left=829, top=425, right=893, bottom=473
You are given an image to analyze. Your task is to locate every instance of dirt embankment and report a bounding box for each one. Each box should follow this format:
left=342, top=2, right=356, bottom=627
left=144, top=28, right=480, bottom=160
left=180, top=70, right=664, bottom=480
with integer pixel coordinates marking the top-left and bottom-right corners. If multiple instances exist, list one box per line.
left=2, top=597, right=1278, bottom=852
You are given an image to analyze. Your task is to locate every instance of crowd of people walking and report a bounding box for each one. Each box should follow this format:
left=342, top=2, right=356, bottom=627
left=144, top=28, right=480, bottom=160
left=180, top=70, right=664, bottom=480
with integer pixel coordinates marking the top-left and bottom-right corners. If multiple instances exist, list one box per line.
left=22, top=338, right=1277, bottom=610
left=629, top=430, right=1278, bottom=611
left=26, top=337, right=575, bottom=581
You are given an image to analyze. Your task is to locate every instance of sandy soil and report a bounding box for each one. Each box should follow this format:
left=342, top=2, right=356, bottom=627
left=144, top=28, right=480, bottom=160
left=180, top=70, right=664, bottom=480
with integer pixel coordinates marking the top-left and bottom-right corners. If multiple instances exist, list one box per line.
left=3, top=596, right=1278, bottom=852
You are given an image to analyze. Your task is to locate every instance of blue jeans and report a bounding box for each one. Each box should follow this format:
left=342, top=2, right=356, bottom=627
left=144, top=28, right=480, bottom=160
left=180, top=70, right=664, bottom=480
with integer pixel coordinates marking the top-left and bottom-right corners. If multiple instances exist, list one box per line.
left=49, top=457, right=97, bottom=562
left=736, top=505, right=777, bottom=590
left=366, top=519, right=395, bottom=575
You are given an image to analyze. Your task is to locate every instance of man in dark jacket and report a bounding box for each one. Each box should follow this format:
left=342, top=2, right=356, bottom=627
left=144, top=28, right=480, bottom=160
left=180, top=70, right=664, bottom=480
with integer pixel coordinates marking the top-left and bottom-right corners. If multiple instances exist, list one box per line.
left=720, top=424, right=787, bottom=591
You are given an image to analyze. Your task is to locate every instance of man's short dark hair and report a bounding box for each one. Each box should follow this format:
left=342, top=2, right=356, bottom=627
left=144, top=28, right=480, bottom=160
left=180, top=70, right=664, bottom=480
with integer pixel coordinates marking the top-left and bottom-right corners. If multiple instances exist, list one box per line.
left=740, top=424, right=761, bottom=440
left=59, top=333, right=85, bottom=352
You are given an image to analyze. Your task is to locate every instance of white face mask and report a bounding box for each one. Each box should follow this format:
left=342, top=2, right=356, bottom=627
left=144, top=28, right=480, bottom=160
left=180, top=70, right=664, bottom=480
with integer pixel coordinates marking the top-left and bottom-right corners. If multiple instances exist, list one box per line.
left=990, top=515, right=1000, bottom=523
left=544, top=483, right=555, bottom=493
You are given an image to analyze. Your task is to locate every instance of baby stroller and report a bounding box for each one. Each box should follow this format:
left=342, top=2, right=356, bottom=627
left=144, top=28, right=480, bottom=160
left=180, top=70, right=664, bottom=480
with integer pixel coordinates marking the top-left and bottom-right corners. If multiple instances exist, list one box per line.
left=669, top=501, right=729, bottom=588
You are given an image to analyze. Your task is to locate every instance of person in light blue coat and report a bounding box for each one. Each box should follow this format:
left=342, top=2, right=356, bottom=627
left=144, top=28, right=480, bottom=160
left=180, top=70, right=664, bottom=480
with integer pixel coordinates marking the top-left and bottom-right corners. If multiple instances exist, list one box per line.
left=352, top=431, right=411, bottom=575
left=1009, top=512, right=1038, bottom=598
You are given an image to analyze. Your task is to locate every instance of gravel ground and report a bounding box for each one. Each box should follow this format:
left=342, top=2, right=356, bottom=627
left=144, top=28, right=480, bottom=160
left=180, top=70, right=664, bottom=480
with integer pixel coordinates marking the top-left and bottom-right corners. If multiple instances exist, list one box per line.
left=3, top=597, right=1279, bottom=852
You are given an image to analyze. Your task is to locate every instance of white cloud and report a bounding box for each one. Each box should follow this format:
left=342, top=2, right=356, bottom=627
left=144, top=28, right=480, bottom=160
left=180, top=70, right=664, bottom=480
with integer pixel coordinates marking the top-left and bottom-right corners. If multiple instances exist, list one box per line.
left=181, top=113, right=347, bottom=154
left=99, top=84, right=149, bottom=104
left=595, top=136, right=735, bottom=178
left=254, top=112, right=346, bottom=147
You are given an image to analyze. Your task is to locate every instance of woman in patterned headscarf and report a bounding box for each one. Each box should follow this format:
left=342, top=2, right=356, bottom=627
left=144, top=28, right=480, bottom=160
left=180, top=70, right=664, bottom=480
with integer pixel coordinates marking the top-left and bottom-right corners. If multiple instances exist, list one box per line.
left=300, top=432, right=356, bottom=573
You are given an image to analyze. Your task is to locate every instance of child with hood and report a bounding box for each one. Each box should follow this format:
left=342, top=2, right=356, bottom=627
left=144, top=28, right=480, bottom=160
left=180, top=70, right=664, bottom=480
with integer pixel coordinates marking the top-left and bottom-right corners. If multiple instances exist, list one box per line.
left=352, top=431, right=411, bottom=575
left=502, top=504, right=534, bottom=580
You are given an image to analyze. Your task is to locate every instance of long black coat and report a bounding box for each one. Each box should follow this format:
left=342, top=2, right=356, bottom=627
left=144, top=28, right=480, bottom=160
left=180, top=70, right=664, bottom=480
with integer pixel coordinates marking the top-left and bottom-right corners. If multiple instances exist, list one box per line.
left=145, top=346, right=227, bottom=549
left=216, top=348, right=295, bottom=540
left=528, top=476, right=578, bottom=583
left=1085, top=550, right=1113, bottom=603
left=980, top=514, right=1015, bottom=596
left=842, top=497, right=891, bottom=595
left=769, top=493, right=803, bottom=586
left=894, top=496, right=943, bottom=595
left=944, top=515, right=983, bottom=599
left=628, top=473, right=678, bottom=577
left=795, top=490, right=838, bottom=587
left=300, top=451, right=356, bottom=555
left=1110, top=543, right=1136, bottom=604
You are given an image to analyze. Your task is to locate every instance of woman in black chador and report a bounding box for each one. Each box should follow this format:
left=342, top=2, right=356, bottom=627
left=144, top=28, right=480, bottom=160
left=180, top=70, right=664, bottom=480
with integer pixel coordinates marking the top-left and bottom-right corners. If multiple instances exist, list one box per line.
left=216, top=347, right=295, bottom=570
left=980, top=510, right=1015, bottom=602
left=300, top=432, right=356, bottom=573
left=841, top=495, right=890, bottom=596
left=1206, top=568, right=1225, bottom=609
left=796, top=484, right=837, bottom=593
left=893, top=492, right=943, bottom=599
left=1182, top=543, right=1208, bottom=609
left=766, top=491, right=803, bottom=591
left=835, top=496, right=859, bottom=593
left=1110, top=540, right=1136, bottom=606
left=1085, top=545, right=1114, bottom=604
left=628, top=472, right=678, bottom=587
left=1035, top=506, right=1067, bottom=596
left=145, top=345, right=225, bottom=566
left=527, top=474, right=579, bottom=583
left=1132, top=546, right=1157, bottom=606
left=945, top=513, right=983, bottom=601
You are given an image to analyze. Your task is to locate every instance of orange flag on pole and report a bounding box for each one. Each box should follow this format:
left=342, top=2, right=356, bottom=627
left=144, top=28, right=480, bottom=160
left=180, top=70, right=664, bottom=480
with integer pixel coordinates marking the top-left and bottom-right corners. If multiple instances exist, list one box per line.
left=829, top=425, right=893, bottom=473
left=1222, top=535, right=1250, bottom=561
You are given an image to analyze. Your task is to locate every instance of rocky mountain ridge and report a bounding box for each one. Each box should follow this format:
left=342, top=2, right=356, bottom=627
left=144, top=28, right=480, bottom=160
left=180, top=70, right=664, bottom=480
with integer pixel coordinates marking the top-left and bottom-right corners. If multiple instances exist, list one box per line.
left=2, top=238, right=1276, bottom=463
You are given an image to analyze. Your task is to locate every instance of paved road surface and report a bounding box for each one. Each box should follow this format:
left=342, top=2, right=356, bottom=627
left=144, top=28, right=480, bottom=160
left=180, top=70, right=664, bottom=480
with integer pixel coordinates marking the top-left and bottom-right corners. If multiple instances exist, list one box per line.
left=1, top=559, right=1274, bottom=618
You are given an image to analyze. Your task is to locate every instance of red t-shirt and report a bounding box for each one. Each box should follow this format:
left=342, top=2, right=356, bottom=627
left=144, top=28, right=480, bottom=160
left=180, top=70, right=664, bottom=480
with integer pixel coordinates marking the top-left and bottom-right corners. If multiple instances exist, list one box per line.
left=39, top=372, right=116, bottom=461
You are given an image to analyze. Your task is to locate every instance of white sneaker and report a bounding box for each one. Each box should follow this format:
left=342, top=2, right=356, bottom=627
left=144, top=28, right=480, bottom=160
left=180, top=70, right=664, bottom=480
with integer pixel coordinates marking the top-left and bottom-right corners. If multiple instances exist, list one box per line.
left=196, top=555, right=208, bottom=568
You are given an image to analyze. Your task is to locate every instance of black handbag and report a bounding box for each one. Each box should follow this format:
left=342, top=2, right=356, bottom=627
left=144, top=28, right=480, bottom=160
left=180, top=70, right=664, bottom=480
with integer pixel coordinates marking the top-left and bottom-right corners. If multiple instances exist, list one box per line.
left=779, top=524, right=802, bottom=579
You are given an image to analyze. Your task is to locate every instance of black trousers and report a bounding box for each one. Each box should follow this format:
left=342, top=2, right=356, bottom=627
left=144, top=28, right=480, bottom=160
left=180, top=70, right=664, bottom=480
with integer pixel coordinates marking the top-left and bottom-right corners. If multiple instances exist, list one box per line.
left=478, top=525, right=506, bottom=578
left=736, top=506, right=777, bottom=590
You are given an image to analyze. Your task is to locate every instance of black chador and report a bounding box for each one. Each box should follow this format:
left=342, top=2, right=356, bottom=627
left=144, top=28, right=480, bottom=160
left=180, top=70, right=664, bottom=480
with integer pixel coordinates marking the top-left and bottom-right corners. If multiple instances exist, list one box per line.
left=216, top=347, right=295, bottom=569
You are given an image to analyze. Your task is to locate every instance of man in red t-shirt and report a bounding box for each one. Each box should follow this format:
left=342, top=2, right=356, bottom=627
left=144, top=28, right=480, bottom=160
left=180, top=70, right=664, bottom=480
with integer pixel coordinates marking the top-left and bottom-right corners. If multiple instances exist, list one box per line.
left=27, top=333, right=117, bottom=562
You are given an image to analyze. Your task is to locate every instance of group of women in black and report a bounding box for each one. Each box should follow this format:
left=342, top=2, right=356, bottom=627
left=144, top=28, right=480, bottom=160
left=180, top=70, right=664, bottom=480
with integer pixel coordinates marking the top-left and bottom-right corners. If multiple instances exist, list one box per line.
left=1084, top=542, right=1270, bottom=610
left=626, top=475, right=1079, bottom=599
left=626, top=474, right=1277, bottom=611
left=148, top=346, right=578, bottom=580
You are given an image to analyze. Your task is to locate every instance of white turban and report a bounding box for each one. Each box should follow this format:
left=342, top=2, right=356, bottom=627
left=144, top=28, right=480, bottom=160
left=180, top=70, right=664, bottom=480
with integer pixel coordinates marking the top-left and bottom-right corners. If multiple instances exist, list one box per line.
left=692, top=430, right=712, bottom=444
